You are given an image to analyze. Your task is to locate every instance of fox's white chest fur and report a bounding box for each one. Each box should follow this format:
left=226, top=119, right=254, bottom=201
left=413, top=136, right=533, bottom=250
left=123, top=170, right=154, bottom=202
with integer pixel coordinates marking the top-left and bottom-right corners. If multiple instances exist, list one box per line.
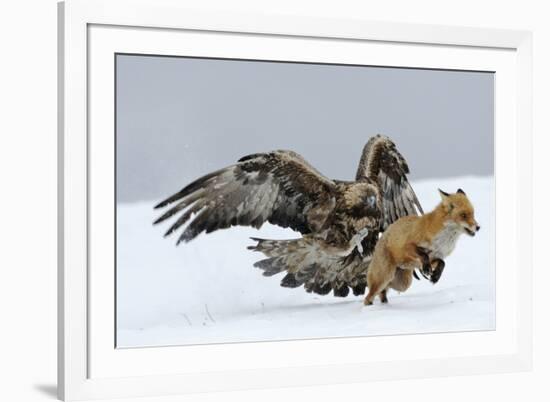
left=429, top=223, right=462, bottom=260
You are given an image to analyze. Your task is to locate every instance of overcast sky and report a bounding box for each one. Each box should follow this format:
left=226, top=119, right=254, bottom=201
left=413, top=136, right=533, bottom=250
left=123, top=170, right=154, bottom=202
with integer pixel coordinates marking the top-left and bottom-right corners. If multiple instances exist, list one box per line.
left=116, top=54, right=494, bottom=203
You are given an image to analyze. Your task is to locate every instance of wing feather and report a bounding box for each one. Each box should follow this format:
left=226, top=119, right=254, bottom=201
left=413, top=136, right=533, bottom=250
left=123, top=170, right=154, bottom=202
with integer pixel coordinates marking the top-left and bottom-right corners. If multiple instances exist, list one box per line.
left=356, top=134, right=423, bottom=229
left=154, top=150, right=337, bottom=243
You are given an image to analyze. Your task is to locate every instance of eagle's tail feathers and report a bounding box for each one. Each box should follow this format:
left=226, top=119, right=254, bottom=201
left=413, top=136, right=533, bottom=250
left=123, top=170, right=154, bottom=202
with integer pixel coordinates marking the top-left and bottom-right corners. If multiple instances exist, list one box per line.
left=253, top=257, right=286, bottom=277
left=249, top=237, right=369, bottom=297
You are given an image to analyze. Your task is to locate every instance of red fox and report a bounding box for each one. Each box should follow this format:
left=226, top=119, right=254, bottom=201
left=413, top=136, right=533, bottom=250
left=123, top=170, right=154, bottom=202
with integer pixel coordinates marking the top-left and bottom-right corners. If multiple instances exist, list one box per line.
left=364, top=189, right=480, bottom=306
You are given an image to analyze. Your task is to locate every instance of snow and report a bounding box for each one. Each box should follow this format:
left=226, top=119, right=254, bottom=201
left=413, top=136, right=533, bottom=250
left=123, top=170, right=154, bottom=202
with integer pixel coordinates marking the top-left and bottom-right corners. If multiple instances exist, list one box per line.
left=116, top=176, right=495, bottom=348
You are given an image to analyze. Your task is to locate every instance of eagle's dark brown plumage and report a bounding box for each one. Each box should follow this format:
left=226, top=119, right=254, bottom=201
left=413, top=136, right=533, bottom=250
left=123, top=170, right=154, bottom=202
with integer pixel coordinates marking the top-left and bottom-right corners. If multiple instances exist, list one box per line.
left=154, top=135, right=423, bottom=297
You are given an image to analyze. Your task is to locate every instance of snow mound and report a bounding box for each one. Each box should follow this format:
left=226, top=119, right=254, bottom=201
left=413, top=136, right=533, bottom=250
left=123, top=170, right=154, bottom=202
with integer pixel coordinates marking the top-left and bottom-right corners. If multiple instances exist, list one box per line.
left=116, top=176, right=495, bottom=347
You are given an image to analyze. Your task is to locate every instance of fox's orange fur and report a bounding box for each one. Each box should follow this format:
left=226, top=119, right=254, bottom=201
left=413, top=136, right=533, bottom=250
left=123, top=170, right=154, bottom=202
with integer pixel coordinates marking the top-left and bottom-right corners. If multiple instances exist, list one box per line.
left=364, top=189, right=479, bottom=305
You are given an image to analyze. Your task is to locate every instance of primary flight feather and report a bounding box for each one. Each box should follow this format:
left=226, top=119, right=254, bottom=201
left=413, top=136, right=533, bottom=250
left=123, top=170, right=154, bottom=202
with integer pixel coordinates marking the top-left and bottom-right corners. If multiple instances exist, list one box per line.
left=154, top=134, right=423, bottom=297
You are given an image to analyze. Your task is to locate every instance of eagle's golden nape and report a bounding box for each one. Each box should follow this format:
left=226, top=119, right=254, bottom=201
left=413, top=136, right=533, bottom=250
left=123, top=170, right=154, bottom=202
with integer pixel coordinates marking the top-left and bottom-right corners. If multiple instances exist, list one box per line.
left=154, top=134, right=423, bottom=297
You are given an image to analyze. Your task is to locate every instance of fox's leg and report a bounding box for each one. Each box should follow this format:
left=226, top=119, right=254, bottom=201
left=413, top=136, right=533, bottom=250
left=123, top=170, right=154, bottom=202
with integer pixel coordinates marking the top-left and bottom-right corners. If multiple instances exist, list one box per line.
left=365, top=275, right=394, bottom=305
left=415, top=246, right=433, bottom=277
left=365, top=238, right=396, bottom=306
left=429, top=259, right=445, bottom=284
left=365, top=264, right=396, bottom=305
left=379, top=289, right=388, bottom=304
left=414, top=246, right=446, bottom=284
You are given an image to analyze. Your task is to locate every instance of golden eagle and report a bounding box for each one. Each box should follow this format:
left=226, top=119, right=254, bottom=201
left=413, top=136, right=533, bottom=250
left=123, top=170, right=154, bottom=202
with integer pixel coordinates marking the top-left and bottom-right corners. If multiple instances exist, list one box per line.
left=154, top=135, right=423, bottom=297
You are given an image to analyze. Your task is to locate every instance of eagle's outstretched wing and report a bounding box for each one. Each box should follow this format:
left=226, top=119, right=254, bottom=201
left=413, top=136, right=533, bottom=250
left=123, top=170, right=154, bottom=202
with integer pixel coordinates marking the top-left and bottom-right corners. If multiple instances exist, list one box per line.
left=356, top=134, right=423, bottom=230
left=154, top=150, right=337, bottom=244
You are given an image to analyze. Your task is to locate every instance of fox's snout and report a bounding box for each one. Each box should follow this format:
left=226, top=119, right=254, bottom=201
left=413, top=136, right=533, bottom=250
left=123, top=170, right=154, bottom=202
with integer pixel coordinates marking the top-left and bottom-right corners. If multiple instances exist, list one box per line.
left=463, top=221, right=480, bottom=237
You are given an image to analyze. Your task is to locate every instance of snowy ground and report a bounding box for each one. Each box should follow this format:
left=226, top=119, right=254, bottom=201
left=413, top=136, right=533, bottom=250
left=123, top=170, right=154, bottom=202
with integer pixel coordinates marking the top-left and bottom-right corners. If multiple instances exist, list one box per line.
left=116, top=176, right=495, bottom=348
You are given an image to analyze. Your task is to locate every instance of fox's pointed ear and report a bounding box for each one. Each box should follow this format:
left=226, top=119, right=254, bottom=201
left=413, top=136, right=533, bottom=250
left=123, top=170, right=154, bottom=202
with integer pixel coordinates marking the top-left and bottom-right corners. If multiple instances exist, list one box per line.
left=438, top=189, right=450, bottom=200
left=457, top=188, right=466, bottom=195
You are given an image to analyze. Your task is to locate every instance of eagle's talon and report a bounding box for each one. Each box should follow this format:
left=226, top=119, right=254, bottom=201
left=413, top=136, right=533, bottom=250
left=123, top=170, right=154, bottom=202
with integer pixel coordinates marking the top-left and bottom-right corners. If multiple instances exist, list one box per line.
left=355, top=236, right=364, bottom=255
left=352, top=228, right=368, bottom=256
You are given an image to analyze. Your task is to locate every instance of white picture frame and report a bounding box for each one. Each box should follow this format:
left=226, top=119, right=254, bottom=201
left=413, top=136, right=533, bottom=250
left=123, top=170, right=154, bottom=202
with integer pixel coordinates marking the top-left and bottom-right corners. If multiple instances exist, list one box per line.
left=58, top=0, right=533, bottom=400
